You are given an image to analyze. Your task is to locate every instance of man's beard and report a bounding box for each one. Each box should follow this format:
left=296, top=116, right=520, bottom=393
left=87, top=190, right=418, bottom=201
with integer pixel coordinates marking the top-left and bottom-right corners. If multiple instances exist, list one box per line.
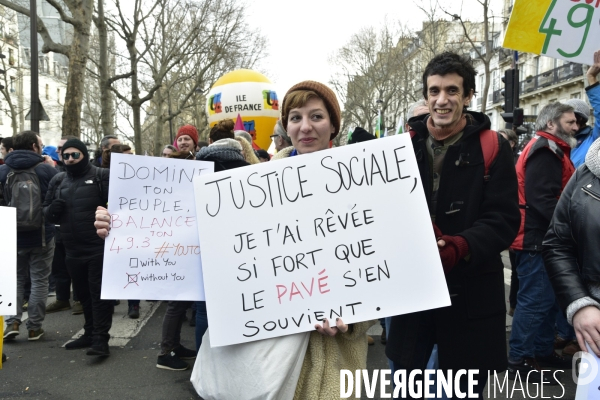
left=553, top=125, right=577, bottom=148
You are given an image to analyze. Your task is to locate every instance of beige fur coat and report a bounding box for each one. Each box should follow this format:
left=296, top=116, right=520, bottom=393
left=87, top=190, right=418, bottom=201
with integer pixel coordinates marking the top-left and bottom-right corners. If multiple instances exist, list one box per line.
left=272, top=145, right=376, bottom=400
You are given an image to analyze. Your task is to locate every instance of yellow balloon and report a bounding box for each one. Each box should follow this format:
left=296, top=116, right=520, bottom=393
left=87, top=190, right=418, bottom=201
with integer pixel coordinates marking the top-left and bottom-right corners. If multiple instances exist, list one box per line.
left=206, top=69, right=280, bottom=150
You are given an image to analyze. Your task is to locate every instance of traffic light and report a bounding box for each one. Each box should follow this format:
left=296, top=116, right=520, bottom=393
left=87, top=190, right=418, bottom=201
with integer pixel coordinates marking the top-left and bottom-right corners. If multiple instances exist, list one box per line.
left=513, top=108, right=524, bottom=127
left=501, top=69, right=515, bottom=114
left=501, top=68, right=522, bottom=128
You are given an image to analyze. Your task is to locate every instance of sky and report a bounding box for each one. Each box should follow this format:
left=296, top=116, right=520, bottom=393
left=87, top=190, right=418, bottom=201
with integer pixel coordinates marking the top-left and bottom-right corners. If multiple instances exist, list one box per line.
left=243, top=0, right=504, bottom=96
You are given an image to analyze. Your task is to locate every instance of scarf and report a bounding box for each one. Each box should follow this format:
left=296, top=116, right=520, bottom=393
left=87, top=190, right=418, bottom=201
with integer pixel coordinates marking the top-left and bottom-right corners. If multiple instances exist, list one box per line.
left=65, top=158, right=91, bottom=177
left=426, top=114, right=467, bottom=142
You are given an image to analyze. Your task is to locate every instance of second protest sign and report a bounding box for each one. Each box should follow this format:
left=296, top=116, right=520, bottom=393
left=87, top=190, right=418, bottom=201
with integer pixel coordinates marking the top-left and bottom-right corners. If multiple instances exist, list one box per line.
left=101, top=154, right=214, bottom=301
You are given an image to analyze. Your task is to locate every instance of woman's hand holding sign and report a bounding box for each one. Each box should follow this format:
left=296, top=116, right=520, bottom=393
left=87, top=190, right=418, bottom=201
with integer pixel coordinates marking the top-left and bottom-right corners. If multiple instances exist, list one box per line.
left=314, top=317, right=348, bottom=336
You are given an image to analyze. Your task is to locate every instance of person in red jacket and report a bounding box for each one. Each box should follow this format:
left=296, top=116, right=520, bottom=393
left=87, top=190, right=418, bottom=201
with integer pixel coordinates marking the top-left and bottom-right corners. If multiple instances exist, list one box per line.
left=508, top=102, right=578, bottom=383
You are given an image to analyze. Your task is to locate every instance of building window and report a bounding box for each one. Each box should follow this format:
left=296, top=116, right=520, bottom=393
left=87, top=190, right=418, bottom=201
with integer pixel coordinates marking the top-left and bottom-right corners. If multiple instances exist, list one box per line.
left=531, top=104, right=539, bottom=115
left=45, top=84, right=49, bottom=100
left=23, top=48, right=30, bottom=66
left=570, top=92, right=581, bottom=99
left=10, top=76, right=15, bottom=93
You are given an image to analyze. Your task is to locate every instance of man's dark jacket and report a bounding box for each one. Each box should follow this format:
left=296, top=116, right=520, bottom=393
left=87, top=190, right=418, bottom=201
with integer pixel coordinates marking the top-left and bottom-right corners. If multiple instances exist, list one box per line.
left=386, top=111, right=520, bottom=373
left=43, top=162, right=109, bottom=257
left=0, top=150, right=57, bottom=247
left=543, top=165, right=600, bottom=314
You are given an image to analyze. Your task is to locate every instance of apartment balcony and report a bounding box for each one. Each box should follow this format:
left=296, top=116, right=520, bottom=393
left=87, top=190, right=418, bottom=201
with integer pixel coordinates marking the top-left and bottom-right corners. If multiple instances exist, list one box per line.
left=520, top=63, right=583, bottom=94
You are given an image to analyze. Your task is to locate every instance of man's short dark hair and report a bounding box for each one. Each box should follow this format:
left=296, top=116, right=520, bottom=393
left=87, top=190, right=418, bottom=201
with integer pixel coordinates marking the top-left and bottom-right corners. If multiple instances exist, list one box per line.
left=13, top=130, right=39, bottom=151
left=1, top=136, right=14, bottom=150
left=100, top=135, right=119, bottom=150
left=422, top=52, right=477, bottom=100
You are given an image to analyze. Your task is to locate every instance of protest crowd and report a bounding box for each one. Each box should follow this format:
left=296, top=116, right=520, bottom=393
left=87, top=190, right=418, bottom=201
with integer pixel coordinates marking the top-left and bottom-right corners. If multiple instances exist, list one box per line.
left=1, top=48, right=600, bottom=399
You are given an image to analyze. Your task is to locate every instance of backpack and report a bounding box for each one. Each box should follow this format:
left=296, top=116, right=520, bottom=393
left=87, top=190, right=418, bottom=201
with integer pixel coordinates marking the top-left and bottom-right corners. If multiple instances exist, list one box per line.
left=4, top=162, right=44, bottom=232
left=409, top=129, right=500, bottom=181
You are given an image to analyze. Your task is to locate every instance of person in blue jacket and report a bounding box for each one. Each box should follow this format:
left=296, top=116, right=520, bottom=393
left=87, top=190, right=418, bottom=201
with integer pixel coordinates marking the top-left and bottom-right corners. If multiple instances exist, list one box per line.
left=567, top=50, right=600, bottom=168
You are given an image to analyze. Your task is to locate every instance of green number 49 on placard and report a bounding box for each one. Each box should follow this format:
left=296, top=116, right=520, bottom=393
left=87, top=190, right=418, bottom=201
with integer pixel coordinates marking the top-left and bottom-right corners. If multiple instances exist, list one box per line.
left=539, top=0, right=594, bottom=58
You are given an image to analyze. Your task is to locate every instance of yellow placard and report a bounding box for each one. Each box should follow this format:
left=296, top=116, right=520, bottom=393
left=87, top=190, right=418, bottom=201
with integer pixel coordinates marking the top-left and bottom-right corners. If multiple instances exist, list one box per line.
left=503, top=0, right=552, bottom=54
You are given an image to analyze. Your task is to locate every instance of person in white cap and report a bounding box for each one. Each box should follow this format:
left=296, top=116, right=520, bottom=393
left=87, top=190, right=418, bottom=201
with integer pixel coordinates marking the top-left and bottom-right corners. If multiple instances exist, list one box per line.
left=565, top=50, right=600, bottom=167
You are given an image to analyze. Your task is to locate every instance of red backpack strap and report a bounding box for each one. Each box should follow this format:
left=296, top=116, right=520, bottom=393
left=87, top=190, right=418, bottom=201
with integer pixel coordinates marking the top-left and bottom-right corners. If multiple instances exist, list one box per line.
left=480, top=129, right=500, bottom=181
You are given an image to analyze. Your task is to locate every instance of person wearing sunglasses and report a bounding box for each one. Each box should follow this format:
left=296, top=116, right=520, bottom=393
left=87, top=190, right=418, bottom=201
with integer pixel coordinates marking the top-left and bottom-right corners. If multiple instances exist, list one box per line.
left=45, top=135, right=84, bottom=318
left=43, top=138, right=112, bottom=357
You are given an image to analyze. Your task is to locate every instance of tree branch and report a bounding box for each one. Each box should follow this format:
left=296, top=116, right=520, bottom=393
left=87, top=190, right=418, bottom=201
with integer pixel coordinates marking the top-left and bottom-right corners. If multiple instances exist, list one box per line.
left=107, top=71, right=134, bottom=86
left=0, top=0, right=71, bottom=56
left=45, top=0, right=82, bottom=29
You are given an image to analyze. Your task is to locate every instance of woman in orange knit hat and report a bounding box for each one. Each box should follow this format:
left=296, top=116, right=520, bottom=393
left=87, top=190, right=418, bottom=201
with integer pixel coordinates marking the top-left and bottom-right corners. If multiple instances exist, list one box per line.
left=274, top=80, right=376, bottom=400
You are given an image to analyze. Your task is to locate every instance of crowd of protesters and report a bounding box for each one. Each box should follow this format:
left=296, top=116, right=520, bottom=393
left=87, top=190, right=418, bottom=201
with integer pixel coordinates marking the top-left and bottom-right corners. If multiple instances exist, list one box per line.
left=2, top=49, right=600, bottom=399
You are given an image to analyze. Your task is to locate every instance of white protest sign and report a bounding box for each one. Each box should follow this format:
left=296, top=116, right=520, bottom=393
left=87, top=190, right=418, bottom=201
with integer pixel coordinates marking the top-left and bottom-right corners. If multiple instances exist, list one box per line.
left=0, top=207, right=16, bottom=315
left=101, top=154, right=214, bottom=301
left=194, top=134, right=451, bottom=347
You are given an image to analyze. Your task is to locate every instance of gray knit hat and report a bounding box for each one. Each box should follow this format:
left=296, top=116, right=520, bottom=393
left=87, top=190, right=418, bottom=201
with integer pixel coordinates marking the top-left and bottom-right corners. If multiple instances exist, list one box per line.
left=565, top=99, right=590, bottom=123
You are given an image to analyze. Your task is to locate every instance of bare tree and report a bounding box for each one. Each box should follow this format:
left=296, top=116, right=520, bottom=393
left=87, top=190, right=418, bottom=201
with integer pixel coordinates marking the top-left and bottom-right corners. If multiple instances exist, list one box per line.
left=95, top=0, right=114, bottom=137
left=329, top=22, right=413, bottom=140
left=142, top=2, right=265, bottom=152
left=439, top=0, right=496, bottom=113
left=1, top=42, right=21, bottom=136
left=0, top=0, right=95, bottom=137
left=107, top=0, right=266, bottom=154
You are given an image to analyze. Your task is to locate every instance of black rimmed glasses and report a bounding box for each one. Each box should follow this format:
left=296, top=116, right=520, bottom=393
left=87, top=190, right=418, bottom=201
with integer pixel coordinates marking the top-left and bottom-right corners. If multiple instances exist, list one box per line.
left=62, top=152, right=82, bottom=160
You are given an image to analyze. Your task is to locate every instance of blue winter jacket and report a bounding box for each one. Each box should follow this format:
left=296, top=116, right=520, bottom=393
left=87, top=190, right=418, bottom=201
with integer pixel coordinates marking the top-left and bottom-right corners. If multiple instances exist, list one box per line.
left=0, top=150, right=57, bottom=247
left=571, top=82, right=600, bottom=167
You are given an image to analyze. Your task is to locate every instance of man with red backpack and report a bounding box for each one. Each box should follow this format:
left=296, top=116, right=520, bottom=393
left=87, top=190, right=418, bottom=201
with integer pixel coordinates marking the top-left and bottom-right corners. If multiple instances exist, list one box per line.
left=507, top=102, right=578, bottom=383
left=385, top=52, right=520, bottom=398
left=1, top=131, right=57, bottom=342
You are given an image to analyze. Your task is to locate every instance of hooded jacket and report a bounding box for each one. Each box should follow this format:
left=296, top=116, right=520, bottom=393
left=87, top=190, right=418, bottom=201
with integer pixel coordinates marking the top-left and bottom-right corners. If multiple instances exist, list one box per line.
left=386, top=111, right=520, bottom=373
left=195, top=138, right=249, bottom=172
left=570, top=82, right=600, bottom=167
left=0, top=150, right=57, bottom=247
left=43, top=160, right=109, bottom=257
